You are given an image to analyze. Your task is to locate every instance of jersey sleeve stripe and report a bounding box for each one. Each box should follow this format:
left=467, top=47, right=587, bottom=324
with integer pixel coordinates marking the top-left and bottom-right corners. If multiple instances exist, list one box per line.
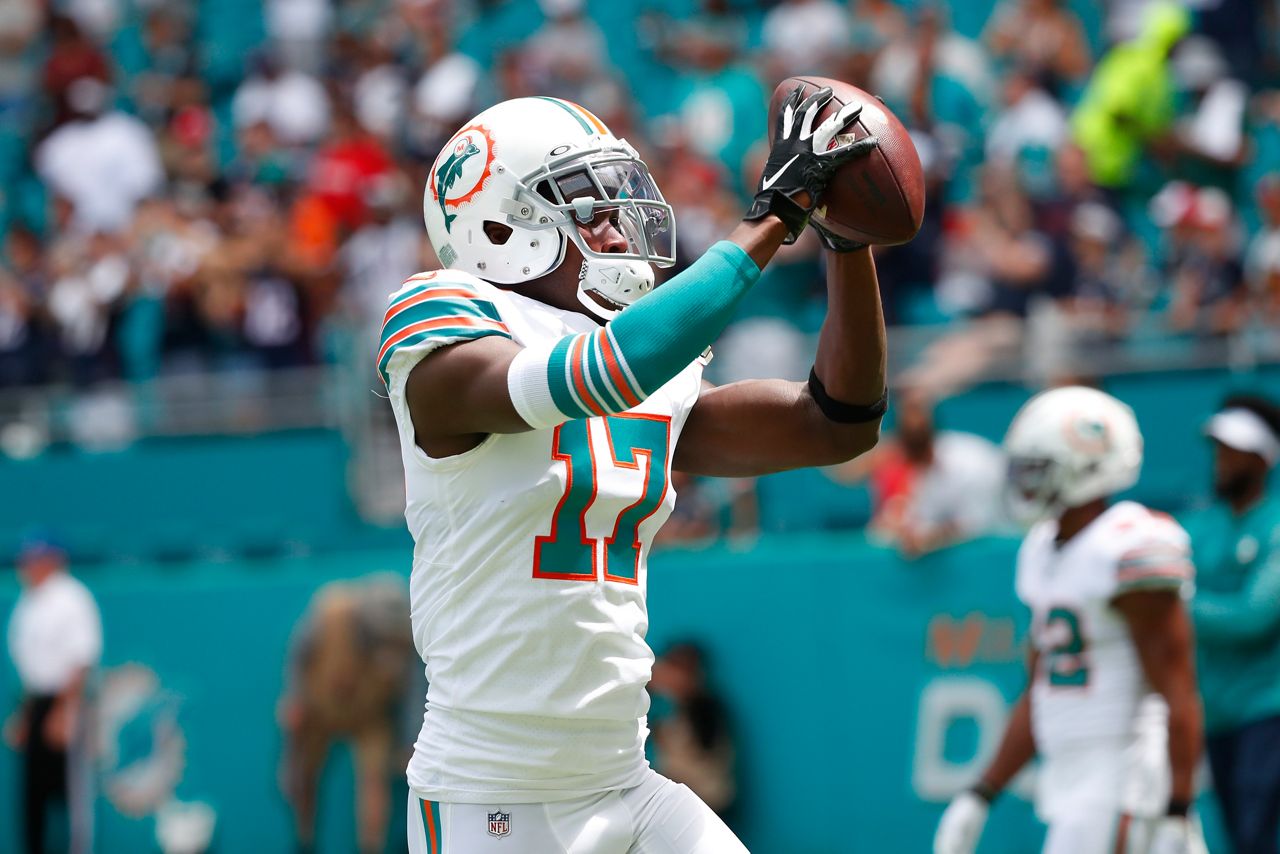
left=376, top=316, right=511, bottom=383
left=569, top=335, right=607, bottom=416
left=598, top=329, right=642, bottom=406
left=1115, top=574, right=1187, bottom=593
left=380, top=297, right=504, bottom=347
left=382, top=287, right=487, bottom=329
left=1116, top=563, right=1192, bottom=583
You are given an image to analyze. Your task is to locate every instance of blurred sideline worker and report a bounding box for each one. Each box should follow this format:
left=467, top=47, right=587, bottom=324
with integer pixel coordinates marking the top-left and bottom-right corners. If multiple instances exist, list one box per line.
left=1188, top=395, right=1280, bottom=854
left=278, top=575, right=417, bottom=854
left=384, top=91, right=887, bottom=853
left=649, top=643, right=737, bottom=820
left=4, top=537, right=102, bottom=854
left=935, top=387, right=1206, bottom=854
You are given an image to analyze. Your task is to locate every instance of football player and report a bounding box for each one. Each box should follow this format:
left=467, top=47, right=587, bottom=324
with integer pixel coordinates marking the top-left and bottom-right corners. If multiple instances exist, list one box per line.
left=933, top=387, right=1206, bottom=854
left=384, top=90, right=886, bottom=853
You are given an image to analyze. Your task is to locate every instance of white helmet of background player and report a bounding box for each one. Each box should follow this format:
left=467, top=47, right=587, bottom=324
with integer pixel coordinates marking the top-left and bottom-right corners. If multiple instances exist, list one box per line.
left=422, top=97, right=675, bottom=320
left=1003, top=386, right=1144, bottom=522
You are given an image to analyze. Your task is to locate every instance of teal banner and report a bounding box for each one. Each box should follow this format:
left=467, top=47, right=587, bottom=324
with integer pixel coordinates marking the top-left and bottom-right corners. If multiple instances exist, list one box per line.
left=0, top=535, right=1227, bottom=852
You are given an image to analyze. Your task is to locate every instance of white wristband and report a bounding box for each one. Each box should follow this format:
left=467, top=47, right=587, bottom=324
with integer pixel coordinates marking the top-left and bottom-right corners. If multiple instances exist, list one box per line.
left=506, top=344, right=567, bottom=430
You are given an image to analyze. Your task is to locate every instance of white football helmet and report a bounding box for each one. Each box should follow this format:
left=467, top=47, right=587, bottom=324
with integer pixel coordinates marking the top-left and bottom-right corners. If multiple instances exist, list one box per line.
left=422, top=97, right=676, bottom=319
left=1003, top=386, right=1144, bottom=522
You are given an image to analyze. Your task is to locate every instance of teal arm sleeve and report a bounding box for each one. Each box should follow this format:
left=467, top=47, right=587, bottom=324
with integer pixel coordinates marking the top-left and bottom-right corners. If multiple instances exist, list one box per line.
left=1192, top=554, right=1280, bottom=643
left=508, top=240, right=760, bottom=427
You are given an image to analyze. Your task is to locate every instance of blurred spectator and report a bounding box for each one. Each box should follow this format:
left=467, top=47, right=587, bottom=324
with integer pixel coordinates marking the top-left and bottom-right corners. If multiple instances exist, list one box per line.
left=1171, top=36, right=1248, bottom=176
left=35, top=77, right=163, bottom=234
left=232, top=54, right=331, bottom=147
left=984, top=0, right=1090, bottom=93
left=0, top=0, right=41, bottom=121
left=307, top=102, right=394, bottom=233
left=835, top=388, right=1005, bottom=558
left=5, top=536, right=102, bottom=854
left=129, top=6, right=197, bottom=130
left=1071, top=1, right=1189, bottom=189
left=279, top=574, right=416, bottom=854
left=339, top=172, right=426, bottom=333
left=0, top=227, right=47, bottom=387
left=761, top=0, right=851, bottom=80
left=1246, top=174, right=1280, bottom=317
left=41, top=15, right=109, bottom=125
left=649, top=642, right=737, bottom=819
left=1157, top=185, right=1246, bottom=336
left=1187, top=395, right=1280, bottom=854
left=665, top=14, right=766, bottom=178
left=871, top=3, right=992, bottom=203
left=523, top=0, right=610, bottom=108
left=850, top=0, right=908, bottom=48
left=46, top=231, right=130, bottom=386
left=266, top=0, right=333, bottom=72
left=984, top=65, right=1068, bottom=199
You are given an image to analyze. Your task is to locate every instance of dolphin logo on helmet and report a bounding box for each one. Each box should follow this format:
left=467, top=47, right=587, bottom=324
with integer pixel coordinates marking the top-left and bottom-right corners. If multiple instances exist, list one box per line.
left=435, top=138, right=482, bottom=232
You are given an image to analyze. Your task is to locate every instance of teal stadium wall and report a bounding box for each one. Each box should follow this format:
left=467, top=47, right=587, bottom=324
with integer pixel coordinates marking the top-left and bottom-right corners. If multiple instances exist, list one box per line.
left=0, top=537, right=1232, bottom=853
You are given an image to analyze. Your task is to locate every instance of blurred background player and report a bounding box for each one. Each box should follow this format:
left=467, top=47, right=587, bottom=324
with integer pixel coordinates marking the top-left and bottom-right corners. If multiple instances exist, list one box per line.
left=1188, top=395, right=1280, bottom=854
left=4, top=536, right=101, bottom=854
left=934, top=387, right=1205, bottom=854
left=385, top=88, right=886, bottom=853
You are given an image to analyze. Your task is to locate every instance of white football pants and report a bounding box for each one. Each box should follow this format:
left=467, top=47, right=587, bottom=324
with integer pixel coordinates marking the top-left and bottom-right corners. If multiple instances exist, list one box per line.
left=407, top=770, right=748, bottom=854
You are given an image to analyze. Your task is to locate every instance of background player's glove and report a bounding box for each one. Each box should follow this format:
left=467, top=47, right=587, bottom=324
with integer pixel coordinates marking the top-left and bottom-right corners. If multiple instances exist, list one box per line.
left=933, top=791, right=989, bottom=854
left=1148, top=815, right=1209, bottom=854
left=745, top=85, right=877, bottom=243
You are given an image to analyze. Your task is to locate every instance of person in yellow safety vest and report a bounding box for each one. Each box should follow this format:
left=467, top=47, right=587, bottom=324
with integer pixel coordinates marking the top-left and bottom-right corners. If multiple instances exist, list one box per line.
left=1071, top=2, right=1191, bottom=189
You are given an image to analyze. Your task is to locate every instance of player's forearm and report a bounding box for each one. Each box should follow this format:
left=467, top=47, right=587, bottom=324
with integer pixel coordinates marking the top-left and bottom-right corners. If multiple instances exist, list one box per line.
left=804, top=247, right=887, bottom=453
left=1166, top=688, right=1202, bottom=804
left=727, top=212, right=792, bottom=270
left=977, top=690, right=1036, bottom=795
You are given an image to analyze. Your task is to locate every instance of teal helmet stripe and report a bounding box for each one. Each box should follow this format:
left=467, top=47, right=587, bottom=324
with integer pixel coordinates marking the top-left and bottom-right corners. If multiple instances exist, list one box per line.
left=535, top=96, right=595, bottom=136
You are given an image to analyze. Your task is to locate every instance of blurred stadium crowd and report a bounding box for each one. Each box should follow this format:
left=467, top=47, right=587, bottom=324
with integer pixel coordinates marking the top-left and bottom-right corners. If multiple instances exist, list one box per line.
left=0, top=0, right=1278, bottom=395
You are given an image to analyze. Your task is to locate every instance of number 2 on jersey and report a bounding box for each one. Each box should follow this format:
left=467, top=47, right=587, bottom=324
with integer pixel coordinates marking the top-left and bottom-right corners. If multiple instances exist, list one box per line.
left=1044, top=606, right=1089, bottom=687
left=534, top=414, right=672, bottom=585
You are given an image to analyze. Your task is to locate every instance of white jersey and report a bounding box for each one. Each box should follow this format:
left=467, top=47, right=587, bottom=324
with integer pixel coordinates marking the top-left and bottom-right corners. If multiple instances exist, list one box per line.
left=1016, top=501, right=1193, bottom=757
left=379, top=269, right=703, bottom=803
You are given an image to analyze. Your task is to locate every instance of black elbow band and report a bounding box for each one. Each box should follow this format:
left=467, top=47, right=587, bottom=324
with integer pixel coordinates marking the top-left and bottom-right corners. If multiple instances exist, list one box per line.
left=1167, top=798, right=1191, bottom=817
left=808, top=367, right=888, bottom=423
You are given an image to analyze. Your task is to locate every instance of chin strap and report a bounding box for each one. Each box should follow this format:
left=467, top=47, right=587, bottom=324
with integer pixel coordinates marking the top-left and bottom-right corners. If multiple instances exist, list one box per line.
left=576, top=257, right=655, bottom=321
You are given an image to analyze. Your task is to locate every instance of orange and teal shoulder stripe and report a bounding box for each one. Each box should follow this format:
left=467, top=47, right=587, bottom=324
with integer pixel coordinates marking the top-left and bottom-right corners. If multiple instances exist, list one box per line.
left=419, top=798, right=442, bottom=853
left=377, top=273, right=512, bottom=387
left=535, top=96, right=608, bottom=136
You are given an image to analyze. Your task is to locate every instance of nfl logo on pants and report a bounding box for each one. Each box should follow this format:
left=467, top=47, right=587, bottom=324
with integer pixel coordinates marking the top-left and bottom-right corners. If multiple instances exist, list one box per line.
left=488, top=811, right=511, bottom=838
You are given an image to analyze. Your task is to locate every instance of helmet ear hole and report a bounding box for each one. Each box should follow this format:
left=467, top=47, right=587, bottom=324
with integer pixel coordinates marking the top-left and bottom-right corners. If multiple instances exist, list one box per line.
left=482, top=221, right=513, bottom=245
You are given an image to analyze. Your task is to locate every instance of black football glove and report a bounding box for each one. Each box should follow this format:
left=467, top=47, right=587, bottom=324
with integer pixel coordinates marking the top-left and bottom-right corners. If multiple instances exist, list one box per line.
left=745, top=85, right=878, bottom=243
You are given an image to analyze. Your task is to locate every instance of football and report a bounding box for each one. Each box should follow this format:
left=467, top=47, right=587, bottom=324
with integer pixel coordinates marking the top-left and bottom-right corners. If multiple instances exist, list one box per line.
left=768, top=76, right=925, bottom=246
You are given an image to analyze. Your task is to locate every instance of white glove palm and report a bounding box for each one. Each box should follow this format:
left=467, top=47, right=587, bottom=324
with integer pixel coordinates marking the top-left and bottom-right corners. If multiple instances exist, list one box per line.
left=934, top=792, right=990, bottom=854
left=1148, top=815, right=1209, bottom=854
